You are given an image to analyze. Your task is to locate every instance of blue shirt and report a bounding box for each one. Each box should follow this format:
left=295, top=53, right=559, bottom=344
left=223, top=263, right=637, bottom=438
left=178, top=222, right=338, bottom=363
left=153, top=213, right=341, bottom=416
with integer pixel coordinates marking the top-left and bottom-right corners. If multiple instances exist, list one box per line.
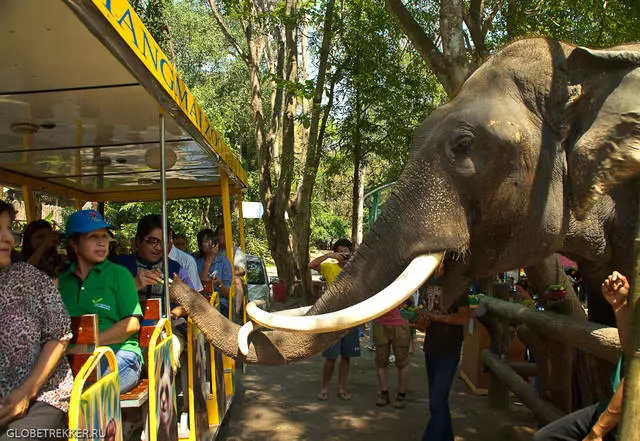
left=196, top=254, right=232, bottom=306
left=115, top=254, right=195, bottom=315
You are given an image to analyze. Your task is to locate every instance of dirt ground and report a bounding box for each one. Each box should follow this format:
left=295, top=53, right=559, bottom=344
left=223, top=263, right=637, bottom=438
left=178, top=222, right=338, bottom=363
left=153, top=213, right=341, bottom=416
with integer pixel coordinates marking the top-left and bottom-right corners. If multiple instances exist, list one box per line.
left=219, top=329, right=538, bottom=441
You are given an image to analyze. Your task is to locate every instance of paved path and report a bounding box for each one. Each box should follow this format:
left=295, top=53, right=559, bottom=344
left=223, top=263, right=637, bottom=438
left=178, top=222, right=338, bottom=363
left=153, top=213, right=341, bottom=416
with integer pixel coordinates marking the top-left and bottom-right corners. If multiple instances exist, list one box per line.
left=220, top=332, right=538, bottom=441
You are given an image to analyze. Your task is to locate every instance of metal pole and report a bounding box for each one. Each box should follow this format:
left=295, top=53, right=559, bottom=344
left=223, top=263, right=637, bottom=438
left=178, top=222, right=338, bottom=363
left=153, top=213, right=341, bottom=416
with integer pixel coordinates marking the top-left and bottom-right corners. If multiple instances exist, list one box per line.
left=618, top=197, right=640, bottom=439
left=372, top=192, right=379, bottom=223
left=220, top=171, right=234, bottom=321
left=159, top=111, right=171, bottom=318
left=237, top=193, right=246, bottom=253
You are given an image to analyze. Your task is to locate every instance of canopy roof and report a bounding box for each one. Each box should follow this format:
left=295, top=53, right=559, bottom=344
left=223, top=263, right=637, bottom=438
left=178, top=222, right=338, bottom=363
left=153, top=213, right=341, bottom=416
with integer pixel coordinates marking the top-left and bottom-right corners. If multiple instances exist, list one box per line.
left=0, top=0, right=247, bottom=202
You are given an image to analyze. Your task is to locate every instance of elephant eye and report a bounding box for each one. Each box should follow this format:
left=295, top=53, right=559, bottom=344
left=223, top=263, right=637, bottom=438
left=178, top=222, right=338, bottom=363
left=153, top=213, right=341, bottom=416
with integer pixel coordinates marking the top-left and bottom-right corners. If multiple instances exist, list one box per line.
left=452, top=134, right=474, bottom=155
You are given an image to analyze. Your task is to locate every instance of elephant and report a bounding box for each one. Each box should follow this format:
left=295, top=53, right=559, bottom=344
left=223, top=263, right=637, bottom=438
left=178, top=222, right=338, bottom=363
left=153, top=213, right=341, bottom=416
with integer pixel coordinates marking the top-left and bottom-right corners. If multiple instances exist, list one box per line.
left=170, top=38, right=640, bottom=366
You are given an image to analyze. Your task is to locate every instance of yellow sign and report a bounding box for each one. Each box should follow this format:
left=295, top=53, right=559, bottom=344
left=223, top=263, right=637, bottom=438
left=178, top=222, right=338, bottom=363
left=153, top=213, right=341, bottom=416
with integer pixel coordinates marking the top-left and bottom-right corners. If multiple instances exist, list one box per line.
left=92, top=0, right=247, bottom=186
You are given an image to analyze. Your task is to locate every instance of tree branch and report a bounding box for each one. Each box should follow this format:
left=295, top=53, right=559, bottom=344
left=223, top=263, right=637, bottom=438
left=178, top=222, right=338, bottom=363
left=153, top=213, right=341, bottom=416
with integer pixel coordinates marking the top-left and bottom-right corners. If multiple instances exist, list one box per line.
left=207, top=0, right=249, bottom=64
left=384, top=0, right=454, bottom=96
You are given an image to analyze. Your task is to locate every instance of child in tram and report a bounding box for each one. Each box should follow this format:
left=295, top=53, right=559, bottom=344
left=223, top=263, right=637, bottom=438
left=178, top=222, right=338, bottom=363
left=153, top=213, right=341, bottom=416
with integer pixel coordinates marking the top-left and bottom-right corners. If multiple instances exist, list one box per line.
left=58, top=210, right=143, bottom=394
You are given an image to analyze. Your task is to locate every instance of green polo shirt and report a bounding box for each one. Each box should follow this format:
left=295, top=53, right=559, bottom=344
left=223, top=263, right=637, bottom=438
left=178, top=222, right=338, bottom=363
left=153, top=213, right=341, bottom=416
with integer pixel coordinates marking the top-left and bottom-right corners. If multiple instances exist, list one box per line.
left=59, top=259, right=143, bottom=361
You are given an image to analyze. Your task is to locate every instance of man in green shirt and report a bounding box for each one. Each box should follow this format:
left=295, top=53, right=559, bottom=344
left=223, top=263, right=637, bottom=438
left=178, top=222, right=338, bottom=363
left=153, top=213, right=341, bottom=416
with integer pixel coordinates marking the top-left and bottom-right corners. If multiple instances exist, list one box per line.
left=58, top=210, right=143, bottom=393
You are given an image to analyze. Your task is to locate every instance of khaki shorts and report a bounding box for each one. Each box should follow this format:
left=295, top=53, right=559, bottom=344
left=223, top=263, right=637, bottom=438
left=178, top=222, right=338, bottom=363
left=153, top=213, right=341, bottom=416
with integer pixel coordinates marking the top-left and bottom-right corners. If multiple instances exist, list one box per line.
left=374, top=323, right=410, bottom=369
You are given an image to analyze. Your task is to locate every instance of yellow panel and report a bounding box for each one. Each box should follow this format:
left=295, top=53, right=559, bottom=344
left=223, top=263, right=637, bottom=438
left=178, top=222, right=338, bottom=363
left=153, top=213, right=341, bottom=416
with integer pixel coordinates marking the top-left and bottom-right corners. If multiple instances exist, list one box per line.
left=68, top=348, right=122, bottom=441
left=21, top=185, right=35, bottom=222
left=186, top=320, right=212, bottom=440
left=148, top=320, right=178, bottom=441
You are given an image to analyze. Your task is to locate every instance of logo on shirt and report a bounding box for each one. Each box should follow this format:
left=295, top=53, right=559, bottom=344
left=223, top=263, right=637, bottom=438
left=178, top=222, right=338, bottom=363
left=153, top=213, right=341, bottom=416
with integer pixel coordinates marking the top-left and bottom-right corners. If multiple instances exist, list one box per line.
left=93, top=299, right=111, bottom=311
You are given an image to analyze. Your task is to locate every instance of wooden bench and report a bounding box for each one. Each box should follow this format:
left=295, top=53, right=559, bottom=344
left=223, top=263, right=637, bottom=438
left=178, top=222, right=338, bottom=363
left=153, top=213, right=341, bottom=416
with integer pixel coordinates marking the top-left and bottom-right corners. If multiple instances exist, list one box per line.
left=67, top=314, right=100, bottom=382
left=68, top=299, right=163, bottom=405
left=120, top=298, right=163, bottom=408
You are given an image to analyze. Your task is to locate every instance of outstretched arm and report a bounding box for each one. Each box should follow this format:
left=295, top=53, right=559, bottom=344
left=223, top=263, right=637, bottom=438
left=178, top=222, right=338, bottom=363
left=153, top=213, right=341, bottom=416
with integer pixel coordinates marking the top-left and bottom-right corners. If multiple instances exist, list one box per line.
left=308, top=252, right=345, bottom=270
left=427, top=305, right=471, bottom=326
left=583, top=378, right=624, bottom=441
left=601, top=271, right=630, bottom=345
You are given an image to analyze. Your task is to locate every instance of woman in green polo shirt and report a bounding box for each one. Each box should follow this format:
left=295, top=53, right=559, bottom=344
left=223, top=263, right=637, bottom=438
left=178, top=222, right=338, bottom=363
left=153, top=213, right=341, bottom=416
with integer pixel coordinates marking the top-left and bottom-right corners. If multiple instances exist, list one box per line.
left=58, top=210, right=143, bottom=394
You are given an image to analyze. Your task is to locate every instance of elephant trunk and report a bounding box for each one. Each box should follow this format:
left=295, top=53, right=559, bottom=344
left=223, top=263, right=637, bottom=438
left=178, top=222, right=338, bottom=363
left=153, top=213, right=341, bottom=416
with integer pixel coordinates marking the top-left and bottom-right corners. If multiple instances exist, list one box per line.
left=172, top=163, right=469, bottom=364
left=312, top=162, right=469, bottom=315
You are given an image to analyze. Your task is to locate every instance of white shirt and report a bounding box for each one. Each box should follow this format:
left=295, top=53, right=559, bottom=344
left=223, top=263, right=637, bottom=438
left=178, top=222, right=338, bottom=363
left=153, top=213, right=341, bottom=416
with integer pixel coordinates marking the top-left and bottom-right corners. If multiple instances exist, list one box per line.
left=169, top=246, right=204, bottom=292
left=220, top=245, right=247, bottom=272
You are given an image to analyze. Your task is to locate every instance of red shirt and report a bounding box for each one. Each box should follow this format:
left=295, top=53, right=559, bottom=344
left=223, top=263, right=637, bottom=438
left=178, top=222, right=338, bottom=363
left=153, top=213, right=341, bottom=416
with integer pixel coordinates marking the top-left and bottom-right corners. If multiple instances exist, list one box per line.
left=374, top=307, right=406, bottom=326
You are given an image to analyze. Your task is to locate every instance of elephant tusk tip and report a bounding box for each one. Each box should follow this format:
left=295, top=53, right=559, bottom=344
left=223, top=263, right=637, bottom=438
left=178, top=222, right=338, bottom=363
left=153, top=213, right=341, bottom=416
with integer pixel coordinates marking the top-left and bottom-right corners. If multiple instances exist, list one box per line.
left=238, top=321, right=254, bottom=356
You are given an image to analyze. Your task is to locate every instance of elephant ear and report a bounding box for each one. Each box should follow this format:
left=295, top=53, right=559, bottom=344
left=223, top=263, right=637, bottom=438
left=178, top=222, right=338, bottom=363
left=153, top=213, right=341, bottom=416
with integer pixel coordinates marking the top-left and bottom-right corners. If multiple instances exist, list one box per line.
left=565, top=45, right=640, bottom=219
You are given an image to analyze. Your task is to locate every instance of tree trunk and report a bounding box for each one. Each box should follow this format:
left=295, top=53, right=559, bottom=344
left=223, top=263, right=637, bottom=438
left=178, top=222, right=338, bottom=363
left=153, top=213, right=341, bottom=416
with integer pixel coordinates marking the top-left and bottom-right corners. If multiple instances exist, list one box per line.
left=439, top=0, right=470, bottom=95
left=291, top=0, right=337, bottom=305
left=351, top=164, right=365, bottom=247
left=350, top=99, right=365, bottom=247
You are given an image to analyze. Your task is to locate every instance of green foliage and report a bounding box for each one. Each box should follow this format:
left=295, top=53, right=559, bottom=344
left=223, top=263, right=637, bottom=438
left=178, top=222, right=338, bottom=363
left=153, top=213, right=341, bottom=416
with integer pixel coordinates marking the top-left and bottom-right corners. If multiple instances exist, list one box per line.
left=104, top=199, right=201, bottom=252
left=310, top=199, right=350, bottom=249
left=243, top=218, right=272, bottom=262
left=494, top=0, right=640, bottom=47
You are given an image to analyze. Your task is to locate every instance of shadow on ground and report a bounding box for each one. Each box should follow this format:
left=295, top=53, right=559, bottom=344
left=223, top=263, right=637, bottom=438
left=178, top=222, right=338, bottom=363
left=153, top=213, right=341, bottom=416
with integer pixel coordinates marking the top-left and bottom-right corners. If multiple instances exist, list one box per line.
left=220, top=332, right=538, bottom=441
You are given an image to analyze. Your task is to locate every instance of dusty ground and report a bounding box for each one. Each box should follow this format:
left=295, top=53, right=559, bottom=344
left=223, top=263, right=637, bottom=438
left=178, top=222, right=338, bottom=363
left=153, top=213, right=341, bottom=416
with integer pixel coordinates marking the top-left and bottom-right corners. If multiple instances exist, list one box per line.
left=220, top=328, right=538, bottom=441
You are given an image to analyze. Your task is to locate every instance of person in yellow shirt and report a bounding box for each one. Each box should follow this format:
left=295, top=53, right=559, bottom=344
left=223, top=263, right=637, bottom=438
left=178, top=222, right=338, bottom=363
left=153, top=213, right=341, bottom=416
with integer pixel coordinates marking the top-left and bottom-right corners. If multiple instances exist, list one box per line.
left=309, top=239, right=361, bottom=401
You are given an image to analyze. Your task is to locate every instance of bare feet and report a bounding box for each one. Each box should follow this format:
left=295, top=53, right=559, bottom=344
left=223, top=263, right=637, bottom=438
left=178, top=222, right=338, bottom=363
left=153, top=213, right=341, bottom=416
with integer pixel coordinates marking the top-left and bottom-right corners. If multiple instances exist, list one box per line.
left=317, top=390, right=328, bottom=401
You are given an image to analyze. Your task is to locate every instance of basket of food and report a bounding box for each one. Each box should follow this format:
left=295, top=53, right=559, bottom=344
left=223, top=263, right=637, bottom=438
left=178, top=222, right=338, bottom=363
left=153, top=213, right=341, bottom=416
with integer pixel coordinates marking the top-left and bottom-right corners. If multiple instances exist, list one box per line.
left=468, top=293, right=486, bottom=306
left=399, top=305, right=422, bottom=323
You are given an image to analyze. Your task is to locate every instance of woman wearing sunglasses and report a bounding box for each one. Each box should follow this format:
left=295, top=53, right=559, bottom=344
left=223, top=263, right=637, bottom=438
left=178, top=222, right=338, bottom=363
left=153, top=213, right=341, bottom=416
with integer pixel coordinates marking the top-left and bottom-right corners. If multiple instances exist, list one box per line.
left=116, top=214, right=195, bottom=317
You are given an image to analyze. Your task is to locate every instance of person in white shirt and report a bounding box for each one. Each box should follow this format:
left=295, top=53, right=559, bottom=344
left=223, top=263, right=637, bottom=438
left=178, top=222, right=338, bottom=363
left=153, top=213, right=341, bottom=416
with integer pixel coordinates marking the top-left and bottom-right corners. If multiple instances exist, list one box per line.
left=168, top=229, right=203, bottom=293
left=216, top=225, right=246, bottom=322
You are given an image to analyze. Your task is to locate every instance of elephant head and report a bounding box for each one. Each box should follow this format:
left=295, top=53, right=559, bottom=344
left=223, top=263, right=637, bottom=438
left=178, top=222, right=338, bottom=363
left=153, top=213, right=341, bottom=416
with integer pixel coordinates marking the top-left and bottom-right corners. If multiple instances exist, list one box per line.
left=172, top=38, right=640, bottom=364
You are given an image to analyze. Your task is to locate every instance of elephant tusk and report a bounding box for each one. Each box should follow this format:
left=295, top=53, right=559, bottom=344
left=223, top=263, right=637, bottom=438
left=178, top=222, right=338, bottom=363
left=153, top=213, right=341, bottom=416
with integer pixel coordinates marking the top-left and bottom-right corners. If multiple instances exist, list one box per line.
left=237, top=306, right=314, bottom=354
left=245, top=253, right=444, bottom=334
left=238, top=321, right=254, bottom=356
left=270, top=306, right=313, bottom=316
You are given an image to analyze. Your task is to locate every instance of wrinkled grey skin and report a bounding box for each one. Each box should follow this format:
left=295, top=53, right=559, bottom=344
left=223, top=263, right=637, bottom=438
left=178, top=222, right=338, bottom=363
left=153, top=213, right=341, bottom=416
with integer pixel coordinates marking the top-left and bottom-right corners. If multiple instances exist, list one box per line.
left=171, top=38, right=640, bottom=365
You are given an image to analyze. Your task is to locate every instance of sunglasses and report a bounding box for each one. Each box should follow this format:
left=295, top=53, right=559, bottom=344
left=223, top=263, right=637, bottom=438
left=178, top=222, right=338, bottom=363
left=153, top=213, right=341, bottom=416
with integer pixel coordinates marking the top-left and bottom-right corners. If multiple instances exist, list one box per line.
left=143, top=237, right=163, bottom=247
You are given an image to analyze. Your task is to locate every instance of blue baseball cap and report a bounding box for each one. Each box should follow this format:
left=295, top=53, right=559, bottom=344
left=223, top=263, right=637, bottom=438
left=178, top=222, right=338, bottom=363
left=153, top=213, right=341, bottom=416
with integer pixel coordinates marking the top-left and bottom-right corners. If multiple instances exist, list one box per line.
left=65, top=210, right=111, bottom=238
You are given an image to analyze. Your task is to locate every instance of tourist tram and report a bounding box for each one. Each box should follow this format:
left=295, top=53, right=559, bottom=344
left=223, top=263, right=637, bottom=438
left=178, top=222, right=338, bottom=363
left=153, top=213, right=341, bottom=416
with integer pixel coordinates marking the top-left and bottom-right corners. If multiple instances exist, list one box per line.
left=0, top=0, right=248, bottom=439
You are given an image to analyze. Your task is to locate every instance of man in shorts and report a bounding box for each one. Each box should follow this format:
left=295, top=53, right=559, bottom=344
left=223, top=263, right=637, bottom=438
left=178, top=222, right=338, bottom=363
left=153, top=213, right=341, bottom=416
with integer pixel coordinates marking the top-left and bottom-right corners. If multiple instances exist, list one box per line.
left=309, top=239, right=361, bottom=401
left=373, top=307, right=411, bottom=408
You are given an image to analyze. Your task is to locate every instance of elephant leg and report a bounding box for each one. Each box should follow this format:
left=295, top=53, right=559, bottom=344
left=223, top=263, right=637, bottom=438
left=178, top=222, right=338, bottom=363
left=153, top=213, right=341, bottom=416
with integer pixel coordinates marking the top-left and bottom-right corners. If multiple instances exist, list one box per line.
left=525, top=255, right=584, bottom=412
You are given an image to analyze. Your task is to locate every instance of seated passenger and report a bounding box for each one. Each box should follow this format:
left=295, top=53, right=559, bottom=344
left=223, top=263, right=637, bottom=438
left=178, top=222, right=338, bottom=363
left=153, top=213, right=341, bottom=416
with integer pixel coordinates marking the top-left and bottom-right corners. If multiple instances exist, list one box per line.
left=20, top=219, right=67, bottom=282
left=0, top=200, right=73, bottom=439
left=168, top=228, right=202, bottom=294
left=195, top=229, right=232, bottom=318
left=115, top=215, right=195, bottom=316
left=58, top=210, right=143, bottom=394
left=115, top=215, right=195, bottom=376
left=172, top=232, right=189, bottom=253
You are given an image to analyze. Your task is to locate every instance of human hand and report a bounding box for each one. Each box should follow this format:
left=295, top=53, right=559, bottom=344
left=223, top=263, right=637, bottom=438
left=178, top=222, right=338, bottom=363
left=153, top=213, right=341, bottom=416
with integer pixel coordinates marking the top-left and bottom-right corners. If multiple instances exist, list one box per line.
left=135, top=268, right=163, bottom=290
left=331, top=252, right=350, bottom=264
left=415, top=312, right=431, bottom=332
left=602, top=271, right=629, bottom=311
left=582, top=429, right=603, bottom=441
left=204, top=242, right=219, bottom=260
left=0, top=389, right=31, bottom=426
left=213, top=276, right=223, bottom=289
